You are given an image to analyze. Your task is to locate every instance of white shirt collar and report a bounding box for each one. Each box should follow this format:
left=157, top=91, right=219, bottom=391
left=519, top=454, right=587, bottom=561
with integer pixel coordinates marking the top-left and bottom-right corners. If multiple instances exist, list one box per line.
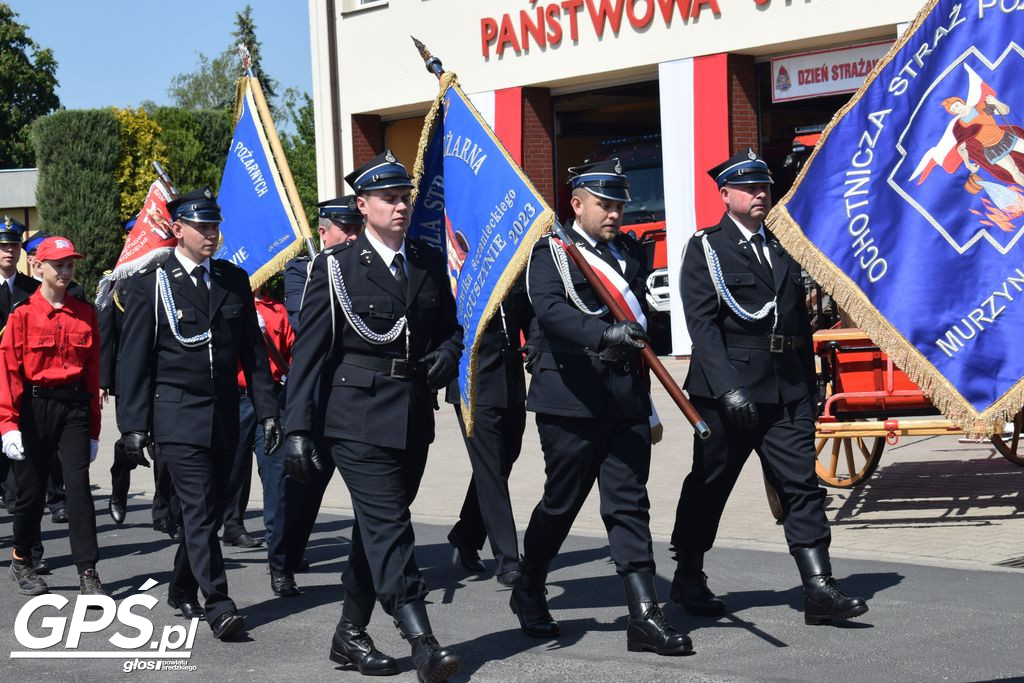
left=364, top=228, right=407, bottom=266
left=0, top=271, right=18, bottom=290
left=174, top=248, right=212, bottom=278
left=573, top=221, right=616, bottom=251
left=727, top=213, right=766, bottom=242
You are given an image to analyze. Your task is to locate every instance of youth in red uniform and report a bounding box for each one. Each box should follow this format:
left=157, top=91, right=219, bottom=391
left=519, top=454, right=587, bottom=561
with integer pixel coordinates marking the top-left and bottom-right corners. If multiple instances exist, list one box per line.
left=0, top=236, right=104, bottom=598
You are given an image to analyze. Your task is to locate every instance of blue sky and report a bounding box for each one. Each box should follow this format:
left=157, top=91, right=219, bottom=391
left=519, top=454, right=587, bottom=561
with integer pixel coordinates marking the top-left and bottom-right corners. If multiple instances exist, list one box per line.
left=7, top=0, right=312, bottom=110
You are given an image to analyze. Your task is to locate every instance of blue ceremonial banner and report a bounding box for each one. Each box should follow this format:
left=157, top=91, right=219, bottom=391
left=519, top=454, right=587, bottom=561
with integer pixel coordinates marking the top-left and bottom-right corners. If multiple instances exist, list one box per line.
left=216, top=78, right=305, bottom=288
left=410, top=74, right=553, bottom=432
left=770, top=0, right=1024, bottom=433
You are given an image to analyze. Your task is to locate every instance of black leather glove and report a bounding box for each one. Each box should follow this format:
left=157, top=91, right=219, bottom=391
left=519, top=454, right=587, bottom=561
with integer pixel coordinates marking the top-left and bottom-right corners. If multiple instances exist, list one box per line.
left=282, top=433, right=324, bottom=485
left=262, top=417, right=283, bottom=455
left=598, top=321, right=649, bottom=362
left=523, top=344, right=539, bottom=374
left=599, top=321, right=649, bottom=350
left=720, top=387, right=759, bottom=430
left=422, top=349, right=458, bottom=391
left=122, top=431, right=152, bottom=468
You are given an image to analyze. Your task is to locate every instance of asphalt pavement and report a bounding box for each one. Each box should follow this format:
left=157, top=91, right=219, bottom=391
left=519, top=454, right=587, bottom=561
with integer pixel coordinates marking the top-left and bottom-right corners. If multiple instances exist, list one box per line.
left=2, top=498, right=1022, bottom=682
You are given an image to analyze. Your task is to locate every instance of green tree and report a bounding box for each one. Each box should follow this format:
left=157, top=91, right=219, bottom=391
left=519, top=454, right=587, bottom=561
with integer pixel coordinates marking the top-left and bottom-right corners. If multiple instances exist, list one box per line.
left=167, top=49, right=237, bottom=110
left=233, top=5, right=277, bottom=106
left=280, top=88, right=317, bottom=227
left=114, top=107, right=168, bottom=222
left=31, top=109, right=122, bottom=298
left=0, top=3, right=59, bottom=168
left=149, top=107, right=233, bottom=193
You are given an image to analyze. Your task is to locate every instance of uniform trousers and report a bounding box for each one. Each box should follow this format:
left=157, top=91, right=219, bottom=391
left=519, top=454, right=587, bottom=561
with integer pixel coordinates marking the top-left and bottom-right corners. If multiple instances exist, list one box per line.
left=222, top=391, right=261, bottom=540
left=158, top=441, right=235, bottom=624
left=523, top=414, right=656, bottom=575
left=267, top=444, right=332, bottom=573
left=12, top=394, right=97, bottom=573
left=330, top=438, right=428, bottom=618
left=450, top=404, right=525, bottom=575
left=671, top=395, right=831, bottom=557
left=109, top=437, right=178, bottom=522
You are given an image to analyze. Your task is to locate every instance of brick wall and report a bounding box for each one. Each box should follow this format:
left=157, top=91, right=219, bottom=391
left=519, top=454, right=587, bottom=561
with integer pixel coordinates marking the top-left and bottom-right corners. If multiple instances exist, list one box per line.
left=351, top=113, right=383, bottom=168
left=727, top=54, right=759, bottom=154
left=521, top=87, right=555, bottom=208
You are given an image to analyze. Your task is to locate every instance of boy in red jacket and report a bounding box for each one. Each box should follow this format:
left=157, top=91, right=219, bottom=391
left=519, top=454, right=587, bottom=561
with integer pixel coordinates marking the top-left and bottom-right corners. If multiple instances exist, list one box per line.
left=1, top=237, right=104, bottom=597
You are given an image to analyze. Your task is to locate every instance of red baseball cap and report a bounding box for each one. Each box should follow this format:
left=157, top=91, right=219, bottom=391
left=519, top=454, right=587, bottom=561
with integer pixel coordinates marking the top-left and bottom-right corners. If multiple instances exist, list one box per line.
left=35, top=236, right=84, bottom=261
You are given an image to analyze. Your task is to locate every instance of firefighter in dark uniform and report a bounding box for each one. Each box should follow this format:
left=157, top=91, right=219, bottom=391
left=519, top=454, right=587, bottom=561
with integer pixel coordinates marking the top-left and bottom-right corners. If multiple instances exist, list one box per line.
left=444, top=276, right=531, bottom=586
left=116, top=187, right=282, bottom=640
left=268, top=195, right=363, bottom=598
left=671, top=149, right=868, bottom=625
left=0, top=218, right=40, bottom=524
left=100, top=217, right=179, bottom=532
left=282, top=151, right=463, bottom=681
left=511, top=160, right=691, bottom=656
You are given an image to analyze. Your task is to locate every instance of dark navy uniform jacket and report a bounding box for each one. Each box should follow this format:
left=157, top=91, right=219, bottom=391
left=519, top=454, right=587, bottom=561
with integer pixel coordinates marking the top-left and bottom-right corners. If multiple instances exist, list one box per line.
left=98, top=280, right=126, bottom=393
left=680, top=212, right=816, bottom=404
left=283, top=255, right=311, bottom=334
left=284, top=230, right=462, bottom=450
left=116, top=253, right=279, bottom=447
left=0, top=273, right=40, bottom=331
left=525, top=222, right=652, bottom=420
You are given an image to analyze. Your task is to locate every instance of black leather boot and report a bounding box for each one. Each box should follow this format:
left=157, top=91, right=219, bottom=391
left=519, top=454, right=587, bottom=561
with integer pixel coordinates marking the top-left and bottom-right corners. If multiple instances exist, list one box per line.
left=623, top=572, right=693, bottom=656
left=669, top=552, right=726, bottom=616
left=793, top=546, right=868, bottom=625
left=329, top=593, right=398, bottom=676
left=509, top=558, right=559, bottom=638
left=394, top=602, right=460, bottom=683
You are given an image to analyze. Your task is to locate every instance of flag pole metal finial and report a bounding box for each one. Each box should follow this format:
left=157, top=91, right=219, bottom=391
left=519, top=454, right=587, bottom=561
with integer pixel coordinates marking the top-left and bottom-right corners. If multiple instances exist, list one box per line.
left=411, top=36, right=444, bottom=78
left=237, top=43, right=255, bottom=78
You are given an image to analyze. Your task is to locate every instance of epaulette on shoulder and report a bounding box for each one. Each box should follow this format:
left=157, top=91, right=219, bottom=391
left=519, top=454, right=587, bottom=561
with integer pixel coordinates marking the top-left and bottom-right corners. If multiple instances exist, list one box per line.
left=135, top=250, right=172, bottom=276
left=10, top=298, right=31, bottom=313
left=322, top=241, right=354, bottom=257
left=693, top=224, right=721, bottom=238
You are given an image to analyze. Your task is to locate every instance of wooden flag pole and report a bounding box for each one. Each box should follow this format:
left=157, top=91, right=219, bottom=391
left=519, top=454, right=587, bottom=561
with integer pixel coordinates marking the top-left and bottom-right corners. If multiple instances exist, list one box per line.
left=410, top=36, right=710, bottom=440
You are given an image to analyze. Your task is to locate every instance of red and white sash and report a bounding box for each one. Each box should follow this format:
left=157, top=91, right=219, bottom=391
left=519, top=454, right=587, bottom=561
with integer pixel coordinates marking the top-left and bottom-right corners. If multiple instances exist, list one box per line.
left=552, top=236, right=647, bottom=330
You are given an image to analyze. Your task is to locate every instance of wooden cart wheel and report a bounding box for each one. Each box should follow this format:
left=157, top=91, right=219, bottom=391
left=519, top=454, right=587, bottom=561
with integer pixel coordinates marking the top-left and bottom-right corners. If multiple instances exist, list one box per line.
left=990, top=411, right=1024, bottom=466
left=814, top=429, right=885, bottom=488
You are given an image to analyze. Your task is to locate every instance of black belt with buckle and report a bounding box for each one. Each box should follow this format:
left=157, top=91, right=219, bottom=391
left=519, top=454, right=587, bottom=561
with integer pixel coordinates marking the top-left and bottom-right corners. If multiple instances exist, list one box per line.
left=725, top=333, right=805, bottom=353
left=339, top=353, right=427, bottom=380
left=30, top=380, right=89, bottom=401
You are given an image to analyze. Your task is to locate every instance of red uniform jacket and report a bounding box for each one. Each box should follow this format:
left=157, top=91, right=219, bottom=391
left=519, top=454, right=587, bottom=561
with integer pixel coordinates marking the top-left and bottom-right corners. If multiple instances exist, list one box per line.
left=237, top=296, right=294, bottom=388
left=0, top=290, right=101, bottom=439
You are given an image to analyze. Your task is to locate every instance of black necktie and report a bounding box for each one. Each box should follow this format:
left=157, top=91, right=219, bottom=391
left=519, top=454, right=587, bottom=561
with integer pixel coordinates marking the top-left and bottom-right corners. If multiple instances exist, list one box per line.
left=192, top=265, right=210, bottom=311
left=749, top=234, right=773, bottom=277
left=391, top=253, right=408, bottom=293
left=0, top=281, right=11, bottom=312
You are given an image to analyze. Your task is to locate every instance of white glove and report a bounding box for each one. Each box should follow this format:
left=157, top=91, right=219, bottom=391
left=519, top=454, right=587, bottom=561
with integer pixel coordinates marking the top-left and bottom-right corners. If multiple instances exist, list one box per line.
left=3, top=431, right=25, bottom=461
left=90, top=439, right=99, bottom=463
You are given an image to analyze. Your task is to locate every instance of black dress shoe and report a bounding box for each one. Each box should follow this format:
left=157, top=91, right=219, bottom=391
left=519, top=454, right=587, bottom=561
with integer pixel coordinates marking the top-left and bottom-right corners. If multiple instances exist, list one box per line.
left=223, top=532, right=263, bottom=548
left=446, top=530, right=485, bottom=573
left=270, top=570, right=300, bottom=597
left=329, top=622, right=399, bottom=676
left=167, top=596, right=207, bottom=621
left=496, top=569, right=522, bottom=588
left=210, top=612, right=246, bottom=640
left=153, top=517, right=181, bottom=540
left=33, top=558, right=51, bottom=575
left=624, top=572, right=693, bottom=656
left=51, top=508, right=68, bottom=523
left=109, top=499, right=127, bottom=525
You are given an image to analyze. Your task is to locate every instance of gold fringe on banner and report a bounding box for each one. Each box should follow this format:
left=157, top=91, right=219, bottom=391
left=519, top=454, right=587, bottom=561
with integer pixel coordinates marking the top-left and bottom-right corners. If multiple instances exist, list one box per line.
left=767, top=0, right=1018, bottom=437
left=409, top=71, right=553, bottom=436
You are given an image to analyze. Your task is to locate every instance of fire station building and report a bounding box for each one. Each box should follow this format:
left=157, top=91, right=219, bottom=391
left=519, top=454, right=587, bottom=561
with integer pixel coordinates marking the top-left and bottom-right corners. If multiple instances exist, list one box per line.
left=308, top=0, right=926, bottom=352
